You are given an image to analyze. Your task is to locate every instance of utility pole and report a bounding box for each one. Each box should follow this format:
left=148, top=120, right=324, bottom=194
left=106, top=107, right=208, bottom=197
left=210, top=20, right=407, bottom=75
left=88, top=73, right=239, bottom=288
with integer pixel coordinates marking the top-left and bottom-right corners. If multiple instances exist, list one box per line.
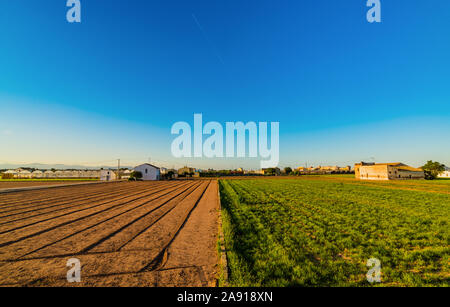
left=117, top=159, right=121, bottom=180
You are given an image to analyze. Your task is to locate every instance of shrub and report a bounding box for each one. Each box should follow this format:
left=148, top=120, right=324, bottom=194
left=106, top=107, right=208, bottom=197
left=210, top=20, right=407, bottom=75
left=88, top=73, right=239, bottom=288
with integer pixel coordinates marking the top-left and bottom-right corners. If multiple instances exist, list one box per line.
left=129, top=171, right=143, bottom=181
left=421, top=161, right=445, bottom=180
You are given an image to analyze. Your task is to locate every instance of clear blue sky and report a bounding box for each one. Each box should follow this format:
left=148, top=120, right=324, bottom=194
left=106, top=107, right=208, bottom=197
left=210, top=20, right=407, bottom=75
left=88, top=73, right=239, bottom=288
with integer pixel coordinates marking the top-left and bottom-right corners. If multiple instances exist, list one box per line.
left=1, top=1, right=449, bottom=169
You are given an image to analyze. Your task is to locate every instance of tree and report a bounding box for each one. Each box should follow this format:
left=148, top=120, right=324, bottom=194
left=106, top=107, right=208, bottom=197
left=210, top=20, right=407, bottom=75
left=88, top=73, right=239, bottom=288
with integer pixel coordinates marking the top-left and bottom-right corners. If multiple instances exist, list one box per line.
left=264, top=168, right=280, bottom=176
left=284, top=167, right=293, bottom=175
left=129, top=171, right=143, bottom=181
left=421, top=161, right=445, bottom=180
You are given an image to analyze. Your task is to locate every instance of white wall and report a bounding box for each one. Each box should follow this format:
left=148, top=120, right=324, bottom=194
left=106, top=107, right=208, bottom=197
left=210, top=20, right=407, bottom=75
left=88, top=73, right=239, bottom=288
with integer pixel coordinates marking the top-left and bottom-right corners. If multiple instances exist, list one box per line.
left=100, top=170, right=117, bottom=181
left=134, top=164, right=160, bottom=181
left=438, top=171, right=450, bottom=178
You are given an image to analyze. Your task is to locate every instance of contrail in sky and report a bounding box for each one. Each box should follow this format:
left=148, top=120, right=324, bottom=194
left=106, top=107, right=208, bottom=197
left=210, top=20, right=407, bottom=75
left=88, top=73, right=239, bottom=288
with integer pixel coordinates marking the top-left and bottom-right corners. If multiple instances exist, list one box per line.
left=191, top=13, right=226, bottom=67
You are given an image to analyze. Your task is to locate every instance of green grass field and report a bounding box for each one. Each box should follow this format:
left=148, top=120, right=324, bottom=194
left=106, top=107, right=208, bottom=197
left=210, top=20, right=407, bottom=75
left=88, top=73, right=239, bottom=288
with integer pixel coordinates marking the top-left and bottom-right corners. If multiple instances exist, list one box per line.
left=219, top=177, right=450, bottom=287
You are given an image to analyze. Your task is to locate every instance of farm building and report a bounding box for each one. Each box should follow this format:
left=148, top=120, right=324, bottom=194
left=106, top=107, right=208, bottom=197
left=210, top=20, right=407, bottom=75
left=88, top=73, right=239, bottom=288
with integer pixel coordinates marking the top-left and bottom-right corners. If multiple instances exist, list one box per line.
left=78, top=170, right=101, bottom=178
left=339, top=166, right=352, bottom=172
left=44, top=170, right=55, bottom=178
left=121, top=169, right=131, bottom=180
left=319, top=166, right=339, bottom=172
left=100, top=170, right=117, bottom=181
left=32, top=170, right=44, bottom=178
left=17, top=170, right=32, bottom=179
left=4, top=170, right=17, bottom=178
left=178, top=166, right=195, bottom=176
left=438, top=167, right=450, bottom=178
left=134, top=164, right=161, bottom=181
left=355, top=162, right=425, bottom=180
left=78, top=171, right=90, bottom=178
left=62, top=170, right=75, bottom=178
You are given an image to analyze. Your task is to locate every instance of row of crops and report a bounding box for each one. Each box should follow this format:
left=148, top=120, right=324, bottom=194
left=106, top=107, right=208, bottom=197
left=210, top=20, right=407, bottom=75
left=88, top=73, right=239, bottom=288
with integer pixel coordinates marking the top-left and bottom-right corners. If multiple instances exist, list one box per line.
left=219, top=178, right=449, bottom=286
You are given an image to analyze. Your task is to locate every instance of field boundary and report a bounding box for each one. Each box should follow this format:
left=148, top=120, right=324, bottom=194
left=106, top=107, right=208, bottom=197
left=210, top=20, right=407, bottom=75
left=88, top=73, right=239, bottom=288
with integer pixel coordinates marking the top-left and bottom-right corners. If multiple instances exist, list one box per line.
left=217, top=180, right=229, bottom=286
left=0, top=180, right=117, bottom=194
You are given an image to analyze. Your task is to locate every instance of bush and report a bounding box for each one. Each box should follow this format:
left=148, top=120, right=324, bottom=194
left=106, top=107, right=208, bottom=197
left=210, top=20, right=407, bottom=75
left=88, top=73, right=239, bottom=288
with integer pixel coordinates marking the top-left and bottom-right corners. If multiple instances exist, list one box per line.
left=129, top=171, right=143, bottom=181
left=421, top=161, right=445, bottom=180
left=284, top=167, right=293, bottom=175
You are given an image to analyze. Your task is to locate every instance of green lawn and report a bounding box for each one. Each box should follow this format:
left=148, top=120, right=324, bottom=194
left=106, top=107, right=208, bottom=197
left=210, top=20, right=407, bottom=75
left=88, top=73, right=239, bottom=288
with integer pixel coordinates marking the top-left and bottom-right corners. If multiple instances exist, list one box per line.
left=219, top=177, right=450, bottom=287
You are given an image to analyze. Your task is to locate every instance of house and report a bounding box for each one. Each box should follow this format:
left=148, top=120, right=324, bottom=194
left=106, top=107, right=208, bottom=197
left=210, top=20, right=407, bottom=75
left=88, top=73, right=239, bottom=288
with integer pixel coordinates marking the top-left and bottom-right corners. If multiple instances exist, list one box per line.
left=134, top=164, right=161, bottom=181
left=438, top=167, right=450, bottom=178
left=100, top=170, right=117, bottom=181
left=355, top=162, right=425, bottom=180
left=121, top=169, right=131, bottom=180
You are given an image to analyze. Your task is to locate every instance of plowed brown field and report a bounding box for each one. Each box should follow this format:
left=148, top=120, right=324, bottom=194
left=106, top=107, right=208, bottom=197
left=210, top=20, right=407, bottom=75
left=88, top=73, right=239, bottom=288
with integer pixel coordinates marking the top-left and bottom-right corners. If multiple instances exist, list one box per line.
left=0, top=180, right=219, bottom=287
left=0, top=181, right=95, bottom=190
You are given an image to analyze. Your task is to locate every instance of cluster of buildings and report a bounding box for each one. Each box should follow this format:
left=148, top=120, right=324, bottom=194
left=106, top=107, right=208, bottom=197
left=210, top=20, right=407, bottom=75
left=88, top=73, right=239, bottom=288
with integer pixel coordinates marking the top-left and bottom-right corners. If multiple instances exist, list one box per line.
left=1, top=164, right=185, bottom=182
left=1, top=167, right=141, bottom=181
left=294, top=162, right=448, bottom=181
left=296, top=165, right=352, bottom=174
left=2, top=169, right=103, bottom=179
left=354, top=162, right=425, bottom=180
left=177, top=166, right=196, bottom=176
left=100, top=164, right=166, bottom=181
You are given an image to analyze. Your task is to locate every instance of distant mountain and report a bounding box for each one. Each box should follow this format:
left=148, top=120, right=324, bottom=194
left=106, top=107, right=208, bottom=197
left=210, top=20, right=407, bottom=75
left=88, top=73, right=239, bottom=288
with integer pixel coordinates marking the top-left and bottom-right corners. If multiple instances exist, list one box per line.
left=0, top=163, right=133, bottom=170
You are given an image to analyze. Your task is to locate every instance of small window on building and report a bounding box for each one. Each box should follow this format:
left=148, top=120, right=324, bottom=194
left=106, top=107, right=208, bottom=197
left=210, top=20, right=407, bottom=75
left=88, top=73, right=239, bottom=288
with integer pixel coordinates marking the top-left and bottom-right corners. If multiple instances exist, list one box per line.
left=145, top=169, right=148, bottom=174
